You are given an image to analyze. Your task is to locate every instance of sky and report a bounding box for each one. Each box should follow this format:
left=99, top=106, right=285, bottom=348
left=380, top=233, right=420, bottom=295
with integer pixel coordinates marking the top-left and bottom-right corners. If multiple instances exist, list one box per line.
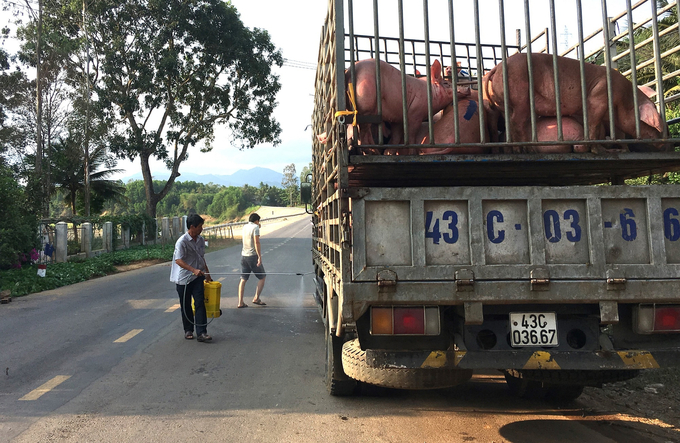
left=2, top=0, right=646, bottom=182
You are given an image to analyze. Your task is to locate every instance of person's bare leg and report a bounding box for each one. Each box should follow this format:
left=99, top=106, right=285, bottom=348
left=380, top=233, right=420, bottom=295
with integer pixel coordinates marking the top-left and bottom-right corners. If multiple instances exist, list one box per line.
left=238, top=279, right=247, bottom=307
left=253, top=277, right=266, bottom=302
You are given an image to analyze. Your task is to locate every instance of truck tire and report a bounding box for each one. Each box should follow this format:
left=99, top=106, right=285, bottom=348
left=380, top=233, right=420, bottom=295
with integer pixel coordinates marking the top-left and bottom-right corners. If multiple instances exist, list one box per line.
left=325, top=319, right=357, bottom=396
left=341, top=339, right=473, bottom=390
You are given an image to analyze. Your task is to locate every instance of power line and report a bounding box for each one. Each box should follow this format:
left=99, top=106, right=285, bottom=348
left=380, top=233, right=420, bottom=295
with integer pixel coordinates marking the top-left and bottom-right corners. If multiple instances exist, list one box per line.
left=283, top=58, right=316, bottom=70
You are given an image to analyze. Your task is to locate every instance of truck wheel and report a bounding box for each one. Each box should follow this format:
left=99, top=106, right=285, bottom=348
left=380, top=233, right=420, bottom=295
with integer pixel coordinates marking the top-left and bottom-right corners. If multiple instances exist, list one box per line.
left=325, top=318, right=357, bottom=396
left=341, top=339, right=472, bottom=390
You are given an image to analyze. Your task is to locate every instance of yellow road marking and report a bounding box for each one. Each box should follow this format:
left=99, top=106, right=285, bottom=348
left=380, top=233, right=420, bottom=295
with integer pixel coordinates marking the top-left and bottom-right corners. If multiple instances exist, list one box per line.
left=114, top=329, right=143, bottom=343
left=523, top=351, right=561, bottom=370
left=165, top=304, right=180, bottom=313
left=19, top=375, right=71, bottom=401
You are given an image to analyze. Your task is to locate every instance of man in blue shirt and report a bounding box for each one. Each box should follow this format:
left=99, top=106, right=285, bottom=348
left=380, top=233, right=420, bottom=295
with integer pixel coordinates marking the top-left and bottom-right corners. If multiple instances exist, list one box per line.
left=170, top=214, right=212, bottom=342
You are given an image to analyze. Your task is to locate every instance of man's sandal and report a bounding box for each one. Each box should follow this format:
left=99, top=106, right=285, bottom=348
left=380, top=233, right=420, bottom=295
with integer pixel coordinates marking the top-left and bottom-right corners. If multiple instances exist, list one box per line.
left=252, top=300, right=266, bottom=306
left=197, top=333, right=212, bottom=342
left=185, top=331, right=194, bottom=340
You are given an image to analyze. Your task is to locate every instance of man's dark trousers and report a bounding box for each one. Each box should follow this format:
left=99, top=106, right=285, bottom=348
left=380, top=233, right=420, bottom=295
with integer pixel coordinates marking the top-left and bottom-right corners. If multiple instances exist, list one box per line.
left=176, top=276, right=208, bottom=335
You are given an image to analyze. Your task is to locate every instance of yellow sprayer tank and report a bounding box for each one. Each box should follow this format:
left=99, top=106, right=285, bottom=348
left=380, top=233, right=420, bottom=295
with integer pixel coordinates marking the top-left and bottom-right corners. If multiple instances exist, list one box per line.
left=192, top=280, right=222, bottom=318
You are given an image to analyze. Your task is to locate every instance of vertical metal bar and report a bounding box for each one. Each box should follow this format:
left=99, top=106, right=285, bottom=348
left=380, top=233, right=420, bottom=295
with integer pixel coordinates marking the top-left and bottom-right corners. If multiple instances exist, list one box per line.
left=524, top=0, right=537, bottom=142
left=549, top=0, right=563, bottom=141
left=474, top=0, right=486, bottom=143
left=373, top=0, right=383, bottom=145
left=576, top=0, right=589, bottom=139
left=398, top=0, right=409, bottom=144
left=339, top=0, right=349, bottom=119
left=423, top=0, right=435, bottom=144
left=499, top=0, right=512, bottom=143
left=544, top=27, right=549, bottom=53
left=348, top=0, right=357, bottom=89
left=601, top=0, right=616, bottom=141
left=626, top=0, right=640, bottom=139
left=448, top=0, right=461, bottom=145
left=650, top=0, right=668, bottom=138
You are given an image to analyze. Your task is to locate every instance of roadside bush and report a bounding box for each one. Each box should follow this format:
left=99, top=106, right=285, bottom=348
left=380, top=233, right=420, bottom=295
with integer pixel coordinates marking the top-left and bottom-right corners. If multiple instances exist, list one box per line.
left=0, top=164, right=39, bottom=269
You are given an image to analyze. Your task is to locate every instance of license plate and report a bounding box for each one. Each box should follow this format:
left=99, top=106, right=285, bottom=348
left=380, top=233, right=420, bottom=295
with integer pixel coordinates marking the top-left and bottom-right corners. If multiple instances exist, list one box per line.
left=509, top=312, right=558, bottom=347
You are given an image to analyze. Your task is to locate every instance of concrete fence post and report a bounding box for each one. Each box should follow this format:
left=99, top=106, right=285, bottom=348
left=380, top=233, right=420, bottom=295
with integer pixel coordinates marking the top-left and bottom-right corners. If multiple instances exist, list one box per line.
left=104, top=221, right=113, bottom=252
left=123, top=226, right=130, bottom=249
left=162, top=217, right=170, bottom=244
left=172, top=216, right=180, bottom=240
left=141, top=221, right=146, bottom=246
left=55, top=222, right=68, bottom=263
left=82, top=223, right=93, bottom=258
left=182, top=216, right=188, bottom=234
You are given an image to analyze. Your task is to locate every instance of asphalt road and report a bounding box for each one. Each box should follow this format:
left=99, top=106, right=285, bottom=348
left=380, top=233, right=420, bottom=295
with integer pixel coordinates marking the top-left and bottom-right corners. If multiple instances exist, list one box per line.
left=1, top=216, right=678, bottom=442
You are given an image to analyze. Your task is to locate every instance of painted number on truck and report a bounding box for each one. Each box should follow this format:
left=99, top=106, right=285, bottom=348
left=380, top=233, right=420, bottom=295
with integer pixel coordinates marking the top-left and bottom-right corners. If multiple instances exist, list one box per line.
left=426, top=211, right=459, bottom=245
left=664, top=207, right=680, bottom=242
left=543, top=209, right=582, bottom=243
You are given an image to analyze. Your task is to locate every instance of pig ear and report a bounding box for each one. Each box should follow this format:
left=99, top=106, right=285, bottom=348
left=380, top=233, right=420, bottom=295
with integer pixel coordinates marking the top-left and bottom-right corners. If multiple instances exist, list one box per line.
left=639, top=101, right=664, bottom=133
left=415, top=69, right=421, bottom=77
left=431, top=60, right=442, bottom=82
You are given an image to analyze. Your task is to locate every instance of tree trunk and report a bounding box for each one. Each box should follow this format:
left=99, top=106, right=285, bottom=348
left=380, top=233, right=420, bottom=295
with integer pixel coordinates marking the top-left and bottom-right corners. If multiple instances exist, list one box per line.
left=82, top=0, right=91, bottom=217
left=35, top=0, right=46, bottom=217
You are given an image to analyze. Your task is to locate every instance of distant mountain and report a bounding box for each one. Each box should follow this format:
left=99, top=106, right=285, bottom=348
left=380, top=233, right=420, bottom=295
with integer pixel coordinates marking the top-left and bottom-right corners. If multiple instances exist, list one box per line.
left=119, top=167, right=285, bottom=187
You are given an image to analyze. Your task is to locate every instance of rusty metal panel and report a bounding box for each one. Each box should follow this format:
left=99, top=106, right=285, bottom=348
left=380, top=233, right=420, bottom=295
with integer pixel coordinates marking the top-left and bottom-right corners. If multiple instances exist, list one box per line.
left=601, top=198, right=650, bottom=264
left=662, top=198, right=680, bottom=264
left=351, top=185, right=680, bottom=283
left=365, top=201, right=412, bottom=267
left=424, top=200, right=471, bottom=265
left=482, top=200, right=530, bottom=265
left=542, top=199, right=590, bottom=264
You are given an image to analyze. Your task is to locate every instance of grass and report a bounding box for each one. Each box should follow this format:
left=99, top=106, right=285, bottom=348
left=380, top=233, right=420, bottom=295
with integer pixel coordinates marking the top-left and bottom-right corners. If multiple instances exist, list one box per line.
left=0, top=238, right=239, bottom=298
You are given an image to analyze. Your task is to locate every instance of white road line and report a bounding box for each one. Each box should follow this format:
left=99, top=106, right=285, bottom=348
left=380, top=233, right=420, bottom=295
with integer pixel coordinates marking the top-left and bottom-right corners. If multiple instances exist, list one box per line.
left=165, top=304, right=180, bottom=313
left=19, top=375, right=71, bottom=401
left=114, top=329, right=143, bottom=343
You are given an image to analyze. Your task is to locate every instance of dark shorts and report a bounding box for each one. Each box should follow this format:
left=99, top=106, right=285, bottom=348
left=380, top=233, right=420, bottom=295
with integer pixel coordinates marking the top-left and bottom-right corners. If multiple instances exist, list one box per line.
left=241, top=255, right=266, bottom=281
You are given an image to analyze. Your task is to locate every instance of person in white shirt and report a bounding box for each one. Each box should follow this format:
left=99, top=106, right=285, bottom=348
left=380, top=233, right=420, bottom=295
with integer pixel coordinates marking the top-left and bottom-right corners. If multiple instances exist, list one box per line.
left=238, top=213, right=266, bottom=308
left=169, top=214, right=212, bottom=342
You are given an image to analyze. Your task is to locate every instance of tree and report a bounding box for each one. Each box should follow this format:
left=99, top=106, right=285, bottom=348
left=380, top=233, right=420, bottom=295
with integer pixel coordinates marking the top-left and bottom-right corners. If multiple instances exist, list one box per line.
left=281, top=163, right=298, bottom=207
left=49, top=135, right=125, bottom=217
left=300, top=162, right=313, bottom=184
left=0, top=162, right=39, bottom=269
left=85, top=0, right=283, bottom=218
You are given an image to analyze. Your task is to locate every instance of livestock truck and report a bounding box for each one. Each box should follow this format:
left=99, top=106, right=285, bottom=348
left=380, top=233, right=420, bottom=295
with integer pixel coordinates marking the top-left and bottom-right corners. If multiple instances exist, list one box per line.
left=307, top=0, right=680, bottom=400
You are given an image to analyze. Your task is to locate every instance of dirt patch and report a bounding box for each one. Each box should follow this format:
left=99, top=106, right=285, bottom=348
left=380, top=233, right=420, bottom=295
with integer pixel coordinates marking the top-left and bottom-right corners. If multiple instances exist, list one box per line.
left=581, top=368, right=680, bottom=430
left=114, top=259, right=167, bottom=272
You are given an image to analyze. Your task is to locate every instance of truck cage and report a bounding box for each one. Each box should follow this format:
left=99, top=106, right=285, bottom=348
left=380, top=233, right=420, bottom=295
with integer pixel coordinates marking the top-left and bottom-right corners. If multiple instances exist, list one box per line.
left=312, top=0, right=680, bottom=300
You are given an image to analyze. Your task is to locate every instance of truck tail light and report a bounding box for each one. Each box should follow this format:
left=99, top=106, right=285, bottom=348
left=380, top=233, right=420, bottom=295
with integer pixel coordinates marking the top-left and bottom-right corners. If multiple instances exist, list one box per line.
left=635, top=304, right=680, bottom=334
left=370, top=306, right=440, bottom=335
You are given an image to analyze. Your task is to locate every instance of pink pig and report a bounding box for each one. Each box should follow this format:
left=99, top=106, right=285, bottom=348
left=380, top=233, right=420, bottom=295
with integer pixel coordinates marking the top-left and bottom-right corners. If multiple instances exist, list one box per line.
left=533, top=116, right=586, bottom=153
left=348, top=59, right=464, bottom=146
left=418, top=90, right=491, bottom=154
left=484, top=53, right=666, bottom=150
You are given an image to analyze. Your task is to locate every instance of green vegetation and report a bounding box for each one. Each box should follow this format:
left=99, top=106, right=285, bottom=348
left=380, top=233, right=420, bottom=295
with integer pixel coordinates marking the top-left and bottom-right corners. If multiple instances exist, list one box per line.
left=0, top=238, right=238, bottom=297
left=0, top=243, right=171, bottom=297
left=103, top=179, right=293, bottom=223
